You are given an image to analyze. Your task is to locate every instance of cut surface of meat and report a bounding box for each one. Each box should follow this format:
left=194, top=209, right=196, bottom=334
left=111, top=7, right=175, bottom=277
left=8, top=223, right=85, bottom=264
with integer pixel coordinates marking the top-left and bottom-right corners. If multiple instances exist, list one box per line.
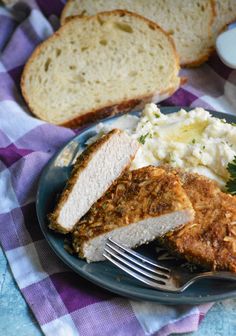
left=73, top=166, right=194, bottom=262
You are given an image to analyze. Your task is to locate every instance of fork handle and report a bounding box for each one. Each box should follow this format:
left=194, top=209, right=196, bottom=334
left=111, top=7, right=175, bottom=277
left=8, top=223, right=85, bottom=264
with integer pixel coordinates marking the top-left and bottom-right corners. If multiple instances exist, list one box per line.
left=193, top=271, right=236, bottom=282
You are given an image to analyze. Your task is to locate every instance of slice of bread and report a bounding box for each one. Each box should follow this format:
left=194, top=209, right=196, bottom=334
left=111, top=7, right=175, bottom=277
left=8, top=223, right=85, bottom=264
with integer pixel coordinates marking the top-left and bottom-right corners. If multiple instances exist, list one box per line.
left=21, top=10, right=181, bottom=128
left=49, top=129, right=139, bottom=234
left=61, top=0, right=215, bottom=67
left=213, top=0, right=236, bottom=38
left=72, top=166, right=194, bottom=262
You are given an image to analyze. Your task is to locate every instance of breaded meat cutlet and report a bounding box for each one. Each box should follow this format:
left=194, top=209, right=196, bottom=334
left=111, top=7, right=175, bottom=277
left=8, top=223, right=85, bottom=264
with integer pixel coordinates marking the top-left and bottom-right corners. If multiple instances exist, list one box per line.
left=161, top=167, right=236, bottom=272
left=49, top=129, right=139, bottom=234
left=72, top=166, right=194, bottom=262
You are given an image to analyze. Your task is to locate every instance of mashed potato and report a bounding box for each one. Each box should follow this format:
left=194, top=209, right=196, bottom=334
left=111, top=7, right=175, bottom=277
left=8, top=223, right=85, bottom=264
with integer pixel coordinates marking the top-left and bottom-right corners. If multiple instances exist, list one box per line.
left=131, top=104, right=236, bottom=187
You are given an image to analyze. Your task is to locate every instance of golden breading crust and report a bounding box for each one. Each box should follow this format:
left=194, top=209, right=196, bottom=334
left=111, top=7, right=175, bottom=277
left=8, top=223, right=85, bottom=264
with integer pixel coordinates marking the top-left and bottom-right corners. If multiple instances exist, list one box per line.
left=72, top=166, right=194, bottom=258
left=161, top=167, right=236, bottom=272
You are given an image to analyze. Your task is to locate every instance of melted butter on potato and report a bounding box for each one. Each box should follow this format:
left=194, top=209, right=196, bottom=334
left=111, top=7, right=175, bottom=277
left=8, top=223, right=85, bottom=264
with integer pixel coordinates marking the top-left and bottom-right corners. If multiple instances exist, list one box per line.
left=132, top=104, right=236, bottom=187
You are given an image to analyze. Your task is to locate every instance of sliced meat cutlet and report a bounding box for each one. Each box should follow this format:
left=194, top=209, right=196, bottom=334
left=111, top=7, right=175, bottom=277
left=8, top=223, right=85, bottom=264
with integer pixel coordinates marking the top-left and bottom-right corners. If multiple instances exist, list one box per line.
left=49, top=129, right=139, bottom=234
left=161, top=168, right=236, bottom=272
left=72, top=166, right=194, bottom=262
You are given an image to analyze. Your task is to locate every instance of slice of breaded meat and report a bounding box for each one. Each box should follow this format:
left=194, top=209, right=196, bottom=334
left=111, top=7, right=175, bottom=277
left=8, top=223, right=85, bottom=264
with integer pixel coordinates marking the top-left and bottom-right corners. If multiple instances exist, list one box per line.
left=72, top=166, right=194, bottom=262
left=161, top=168, right=236, bottom=272
left=49, top=129, right=139, bottom=233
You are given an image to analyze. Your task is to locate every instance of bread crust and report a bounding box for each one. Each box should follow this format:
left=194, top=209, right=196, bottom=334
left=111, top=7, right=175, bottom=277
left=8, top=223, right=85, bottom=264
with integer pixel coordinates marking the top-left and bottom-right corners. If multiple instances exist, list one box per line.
left=61, top=86, right=178, bottom=128
left=49, top=129, right=139, bottom=233
left=61, top=0, right=78, bottom=25
left=21, top=9, right=181, bottom=127
left=181, top=46, right=215, bottom=68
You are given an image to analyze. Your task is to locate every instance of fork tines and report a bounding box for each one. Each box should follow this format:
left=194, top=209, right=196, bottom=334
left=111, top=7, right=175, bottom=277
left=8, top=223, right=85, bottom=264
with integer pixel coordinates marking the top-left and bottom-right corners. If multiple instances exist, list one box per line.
left=103, top=237, right=171, bottom=289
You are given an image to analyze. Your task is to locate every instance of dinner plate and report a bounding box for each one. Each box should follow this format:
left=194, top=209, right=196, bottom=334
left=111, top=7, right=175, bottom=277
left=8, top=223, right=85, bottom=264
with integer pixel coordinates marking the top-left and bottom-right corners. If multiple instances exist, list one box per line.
left=36, top=106, right=236, bottom=304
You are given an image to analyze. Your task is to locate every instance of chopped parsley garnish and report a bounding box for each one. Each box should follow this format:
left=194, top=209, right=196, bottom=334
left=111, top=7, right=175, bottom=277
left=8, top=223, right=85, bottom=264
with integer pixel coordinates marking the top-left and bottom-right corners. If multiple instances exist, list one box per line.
left=226, top=156, right=236, bottom=194
left=191, top=139, right=196, bottom=144
left=102, top=203, right=107, bottom=209
left=231, top=123, right=236, bottom=126
left=202, top=145, right=206, bottom=150
left=154, top=113, right=160, bottom=118
left=138, top=133, right=149, bottom=145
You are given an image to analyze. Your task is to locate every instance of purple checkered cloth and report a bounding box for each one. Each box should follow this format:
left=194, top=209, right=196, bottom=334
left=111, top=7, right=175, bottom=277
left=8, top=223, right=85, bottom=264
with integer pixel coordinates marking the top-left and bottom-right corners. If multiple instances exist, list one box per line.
left=0, top=1, right=236, bottom=335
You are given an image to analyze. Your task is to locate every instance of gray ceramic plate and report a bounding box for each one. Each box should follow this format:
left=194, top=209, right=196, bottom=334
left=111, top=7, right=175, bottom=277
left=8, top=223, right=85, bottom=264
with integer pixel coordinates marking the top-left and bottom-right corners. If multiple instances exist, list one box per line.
left=36, top=106, right=236, bottom=304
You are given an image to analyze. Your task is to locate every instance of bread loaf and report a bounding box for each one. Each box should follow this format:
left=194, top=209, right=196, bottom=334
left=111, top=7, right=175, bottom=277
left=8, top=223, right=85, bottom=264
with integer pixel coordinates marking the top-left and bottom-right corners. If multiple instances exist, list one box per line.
left=61, top=0, right=215, bottom=67
left=21, top=10, right=181, bottom=127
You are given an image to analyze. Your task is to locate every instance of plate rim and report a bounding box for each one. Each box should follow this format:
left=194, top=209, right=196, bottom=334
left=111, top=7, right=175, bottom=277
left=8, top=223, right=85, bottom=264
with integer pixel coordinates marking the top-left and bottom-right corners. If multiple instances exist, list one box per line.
left=36, top=106, right=236, bottom=304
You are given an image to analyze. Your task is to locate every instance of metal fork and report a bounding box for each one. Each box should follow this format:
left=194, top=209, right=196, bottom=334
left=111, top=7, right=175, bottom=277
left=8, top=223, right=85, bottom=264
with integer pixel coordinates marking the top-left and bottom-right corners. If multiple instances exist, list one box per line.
left=103, top=238, right=236, bottom=292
